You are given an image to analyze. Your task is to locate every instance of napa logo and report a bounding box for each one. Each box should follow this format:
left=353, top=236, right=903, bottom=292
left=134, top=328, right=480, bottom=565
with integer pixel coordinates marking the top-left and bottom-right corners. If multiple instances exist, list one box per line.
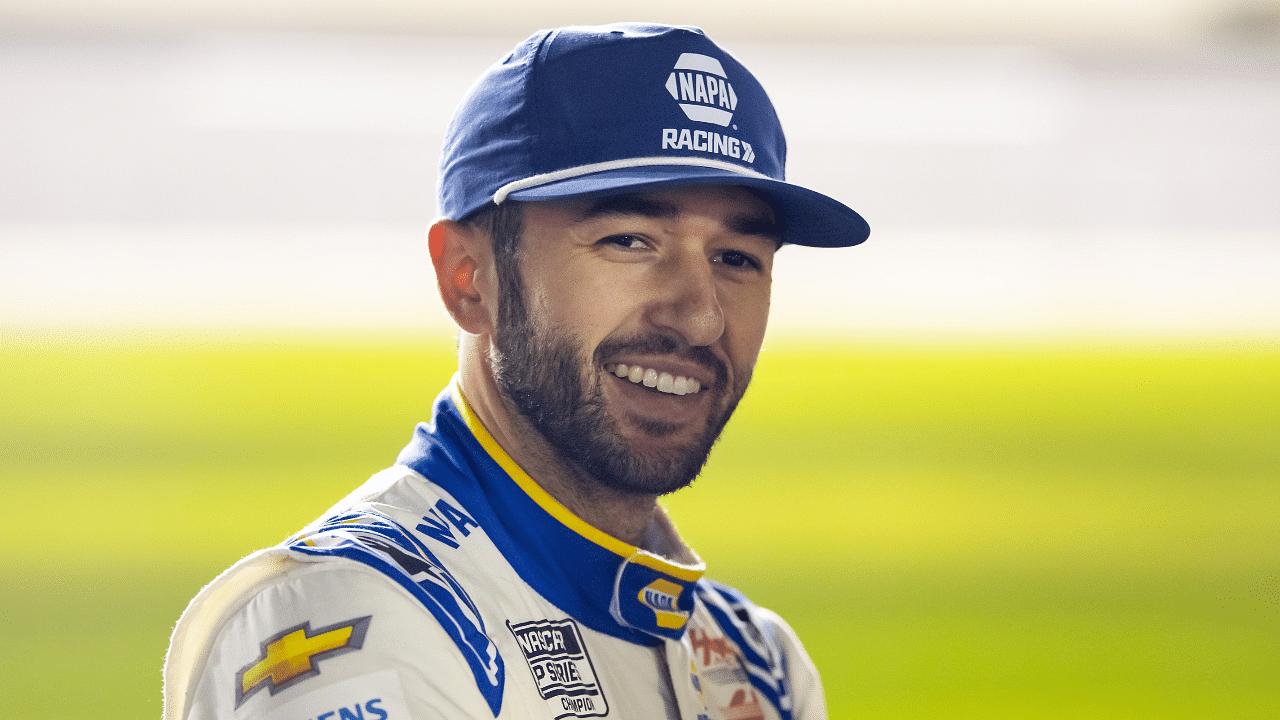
left=664, top=53, right=738, bottom=127
left=638, top=579, right=689, bottom=630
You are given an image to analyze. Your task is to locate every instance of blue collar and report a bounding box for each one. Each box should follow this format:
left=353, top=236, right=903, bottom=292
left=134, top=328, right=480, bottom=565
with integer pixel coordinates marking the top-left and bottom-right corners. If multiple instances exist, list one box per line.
left=394, top=381, right=707, bottom=646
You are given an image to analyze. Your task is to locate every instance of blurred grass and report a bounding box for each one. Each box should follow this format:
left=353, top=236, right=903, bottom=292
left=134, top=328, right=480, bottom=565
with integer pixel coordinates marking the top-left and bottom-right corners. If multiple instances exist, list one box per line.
left=1, top=332, right=1277, bottom=718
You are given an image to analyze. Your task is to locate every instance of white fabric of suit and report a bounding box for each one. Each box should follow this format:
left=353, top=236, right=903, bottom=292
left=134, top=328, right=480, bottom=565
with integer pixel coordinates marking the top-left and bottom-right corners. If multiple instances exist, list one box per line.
left=164, top=382, right=826, bottom=720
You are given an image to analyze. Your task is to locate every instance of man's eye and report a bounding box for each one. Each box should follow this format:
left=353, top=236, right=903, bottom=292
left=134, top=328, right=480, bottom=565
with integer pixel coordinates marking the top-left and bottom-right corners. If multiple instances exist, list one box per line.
left=602, top=235, right=647, bottom=250
left=714, top=251, right=760, bottom=270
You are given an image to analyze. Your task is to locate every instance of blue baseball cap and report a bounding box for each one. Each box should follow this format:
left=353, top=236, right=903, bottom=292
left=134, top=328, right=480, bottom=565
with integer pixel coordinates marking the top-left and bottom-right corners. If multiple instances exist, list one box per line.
left=438, top=23, right=869, bottom=248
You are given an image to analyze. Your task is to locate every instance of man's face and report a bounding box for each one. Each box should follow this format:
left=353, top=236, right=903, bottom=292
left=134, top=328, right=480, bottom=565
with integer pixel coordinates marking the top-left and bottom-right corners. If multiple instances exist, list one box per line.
left=490, top=185, right=779, bottom=496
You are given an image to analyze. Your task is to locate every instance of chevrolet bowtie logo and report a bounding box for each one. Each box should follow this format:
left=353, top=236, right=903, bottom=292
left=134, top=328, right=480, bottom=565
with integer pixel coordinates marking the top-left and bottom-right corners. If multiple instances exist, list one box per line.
left=235, top=616, right=372, bottom=707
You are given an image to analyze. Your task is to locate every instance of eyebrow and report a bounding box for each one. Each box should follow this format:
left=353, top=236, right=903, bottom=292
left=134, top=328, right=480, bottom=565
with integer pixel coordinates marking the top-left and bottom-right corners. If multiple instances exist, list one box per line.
left=575, top=195, right=680, bottom=222
left=574, top=193, right=782, bottom=242
left=726, top=213, right=782, bottom=241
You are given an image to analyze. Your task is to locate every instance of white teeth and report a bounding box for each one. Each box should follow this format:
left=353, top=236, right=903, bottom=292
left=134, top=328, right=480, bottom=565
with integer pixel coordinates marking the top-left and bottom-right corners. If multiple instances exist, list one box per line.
left=657, top=372, right=674, bottom=393
left=606, top=364, right=703, bottom=395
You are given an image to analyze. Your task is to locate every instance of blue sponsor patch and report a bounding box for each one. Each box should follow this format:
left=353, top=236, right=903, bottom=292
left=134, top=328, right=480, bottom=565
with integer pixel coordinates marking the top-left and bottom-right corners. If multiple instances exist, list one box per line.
left=268, top=670, right=410, bottom=720
left=306, top=697, right=389, bottom=720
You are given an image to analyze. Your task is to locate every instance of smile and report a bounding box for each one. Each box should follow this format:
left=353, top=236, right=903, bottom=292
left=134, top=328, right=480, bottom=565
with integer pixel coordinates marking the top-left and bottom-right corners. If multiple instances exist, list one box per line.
left=604, top=363, right=703, bottom=396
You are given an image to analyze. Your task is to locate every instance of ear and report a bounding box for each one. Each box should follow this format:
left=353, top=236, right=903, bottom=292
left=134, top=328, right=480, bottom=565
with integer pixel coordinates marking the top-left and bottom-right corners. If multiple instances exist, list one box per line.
left=428, top=218, right=497, bottom=335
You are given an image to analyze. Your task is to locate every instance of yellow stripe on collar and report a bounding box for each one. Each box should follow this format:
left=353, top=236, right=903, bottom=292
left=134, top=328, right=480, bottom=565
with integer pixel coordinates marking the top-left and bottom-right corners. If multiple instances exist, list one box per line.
left=450, top=378, right=705, bottom=583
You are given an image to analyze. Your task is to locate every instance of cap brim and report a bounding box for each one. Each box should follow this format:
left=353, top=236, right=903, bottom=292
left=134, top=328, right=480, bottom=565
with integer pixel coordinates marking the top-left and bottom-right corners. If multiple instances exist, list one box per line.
left=504, top=165, right=869, bottom=248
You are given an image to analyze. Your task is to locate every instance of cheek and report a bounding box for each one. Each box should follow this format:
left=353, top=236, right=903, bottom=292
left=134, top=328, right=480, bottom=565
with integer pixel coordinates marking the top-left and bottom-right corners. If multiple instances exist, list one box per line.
left=527, top=269, right=634, bottom=340
left=724, top=285, right=772, bottom=363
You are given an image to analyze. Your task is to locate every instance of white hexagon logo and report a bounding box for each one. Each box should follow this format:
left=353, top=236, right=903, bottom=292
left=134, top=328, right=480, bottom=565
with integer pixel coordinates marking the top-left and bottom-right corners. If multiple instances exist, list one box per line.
left=664, top=53, right=738, bottom=127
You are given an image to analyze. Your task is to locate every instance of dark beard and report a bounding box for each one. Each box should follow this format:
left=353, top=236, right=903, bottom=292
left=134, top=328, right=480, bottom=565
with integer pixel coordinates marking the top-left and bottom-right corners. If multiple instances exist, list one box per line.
left=492, top=316, right=746, bottom=497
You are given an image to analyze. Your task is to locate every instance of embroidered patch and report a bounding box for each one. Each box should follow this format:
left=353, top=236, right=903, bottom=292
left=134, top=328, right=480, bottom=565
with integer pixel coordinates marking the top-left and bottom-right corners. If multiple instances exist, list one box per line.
left=507, top=619, right=609, bottom=719
left=690, top=627, right=748, bottom=685
left=695, top=581, right=795, bottom=720
left=236, top=616, right=371, bottom=707
left=720, top=688, right=767, bottom=720
left=638, top=579, right=688, bottom=630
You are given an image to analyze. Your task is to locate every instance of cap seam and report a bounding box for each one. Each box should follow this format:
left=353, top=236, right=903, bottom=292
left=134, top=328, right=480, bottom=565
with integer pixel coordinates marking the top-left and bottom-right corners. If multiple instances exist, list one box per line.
left=525, top=28, right=557, bottom=179
left=493, top=156, right=770, bottom=204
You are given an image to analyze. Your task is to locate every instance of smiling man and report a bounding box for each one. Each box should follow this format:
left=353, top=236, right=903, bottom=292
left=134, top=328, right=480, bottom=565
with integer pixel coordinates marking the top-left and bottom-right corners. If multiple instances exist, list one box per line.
left=164, top=23, right=868, bottom=720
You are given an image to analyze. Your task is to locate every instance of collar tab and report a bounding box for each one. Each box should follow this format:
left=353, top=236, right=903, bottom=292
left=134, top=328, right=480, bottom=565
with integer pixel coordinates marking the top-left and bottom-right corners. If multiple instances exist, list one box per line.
left=610, top=552, right=698, bottom=640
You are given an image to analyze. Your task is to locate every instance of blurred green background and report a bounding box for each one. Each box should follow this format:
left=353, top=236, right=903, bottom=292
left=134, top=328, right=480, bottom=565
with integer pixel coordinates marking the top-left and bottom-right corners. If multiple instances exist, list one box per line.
left=3, top=333, right=1276, bottom=719
left=5, top=0, right=1279, bottom=716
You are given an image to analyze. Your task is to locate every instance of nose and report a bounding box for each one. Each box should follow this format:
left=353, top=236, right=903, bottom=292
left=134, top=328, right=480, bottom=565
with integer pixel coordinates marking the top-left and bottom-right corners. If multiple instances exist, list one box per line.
left=645, top=251, right=725, bottom=347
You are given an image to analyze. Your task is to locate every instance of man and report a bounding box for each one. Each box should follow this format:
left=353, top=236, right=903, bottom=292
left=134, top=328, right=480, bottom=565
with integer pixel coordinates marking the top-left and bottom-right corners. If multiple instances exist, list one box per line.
left=164, top=22, right=868, bottom=720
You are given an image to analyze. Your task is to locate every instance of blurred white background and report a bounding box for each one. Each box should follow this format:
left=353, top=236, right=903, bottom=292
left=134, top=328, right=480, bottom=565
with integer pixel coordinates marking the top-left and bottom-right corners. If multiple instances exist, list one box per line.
left=2, top=0, right=1278, bottom=338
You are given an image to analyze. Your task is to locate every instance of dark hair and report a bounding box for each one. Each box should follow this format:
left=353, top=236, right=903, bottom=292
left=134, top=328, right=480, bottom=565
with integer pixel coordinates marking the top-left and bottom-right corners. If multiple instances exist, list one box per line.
left=461, top=201, right=528, bottom=332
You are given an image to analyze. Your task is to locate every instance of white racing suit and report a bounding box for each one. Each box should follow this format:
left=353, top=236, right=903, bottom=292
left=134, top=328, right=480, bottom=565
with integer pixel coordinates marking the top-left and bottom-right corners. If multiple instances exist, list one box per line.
left=164, top=381, right=826, bottom=720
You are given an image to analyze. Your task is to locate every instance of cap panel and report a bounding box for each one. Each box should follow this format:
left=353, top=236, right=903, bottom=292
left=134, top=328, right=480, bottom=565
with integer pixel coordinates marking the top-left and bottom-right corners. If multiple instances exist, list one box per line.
left=527, top=28, right=785, bottom=183
left=437, top=32, right=546, bottom=221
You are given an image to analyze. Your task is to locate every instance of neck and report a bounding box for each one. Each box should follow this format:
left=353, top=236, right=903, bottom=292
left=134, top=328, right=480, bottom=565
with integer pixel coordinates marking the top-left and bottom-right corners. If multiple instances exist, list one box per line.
left=456, top=333, right=660, bottom=547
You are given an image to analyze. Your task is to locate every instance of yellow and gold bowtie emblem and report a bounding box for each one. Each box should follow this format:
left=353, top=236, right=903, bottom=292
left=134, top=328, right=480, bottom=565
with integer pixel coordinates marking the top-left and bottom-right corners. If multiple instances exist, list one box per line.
left=235, top=616, right=371, bottom=707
